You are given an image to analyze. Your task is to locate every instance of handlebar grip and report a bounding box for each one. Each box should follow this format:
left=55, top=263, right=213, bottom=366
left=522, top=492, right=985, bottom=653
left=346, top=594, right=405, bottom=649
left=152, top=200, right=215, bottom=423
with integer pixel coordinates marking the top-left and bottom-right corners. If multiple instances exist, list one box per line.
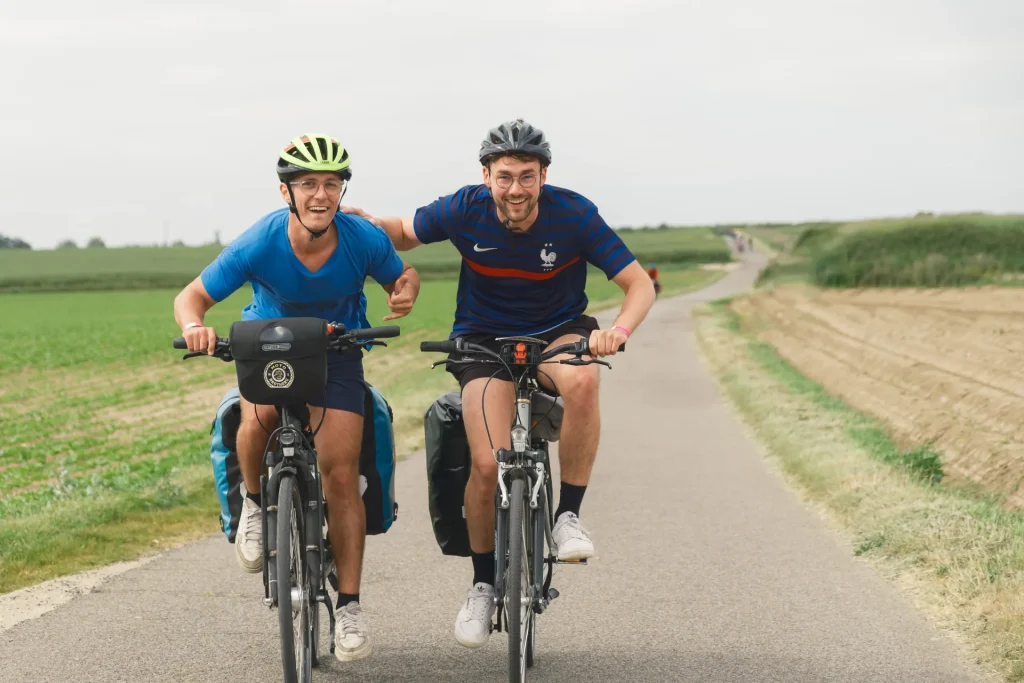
left=173, top=337, right=187, bottom=349
left=420, top=340, right=456, bottom=353
left=348, top=325, right=402, bottom=339
left=579, top=340, right=626, bottom=354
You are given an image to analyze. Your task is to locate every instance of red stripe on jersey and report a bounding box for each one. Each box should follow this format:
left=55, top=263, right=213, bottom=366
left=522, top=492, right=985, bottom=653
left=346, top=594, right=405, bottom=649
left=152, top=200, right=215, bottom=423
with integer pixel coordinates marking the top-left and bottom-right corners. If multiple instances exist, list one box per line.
left=464, top=256, right=581, bottom=280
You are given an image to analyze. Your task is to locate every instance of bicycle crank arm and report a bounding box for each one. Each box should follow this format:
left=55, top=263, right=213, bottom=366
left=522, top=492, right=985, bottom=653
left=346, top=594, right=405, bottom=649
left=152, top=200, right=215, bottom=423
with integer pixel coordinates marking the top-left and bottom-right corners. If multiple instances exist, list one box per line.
left=537, top=587, right=561, bottom=613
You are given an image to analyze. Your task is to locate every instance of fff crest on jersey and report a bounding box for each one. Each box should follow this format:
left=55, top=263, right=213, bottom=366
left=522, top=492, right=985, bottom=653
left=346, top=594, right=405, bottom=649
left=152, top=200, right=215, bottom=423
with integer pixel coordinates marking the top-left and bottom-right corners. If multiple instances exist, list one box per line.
left=540, top=242, right=557, bottom=269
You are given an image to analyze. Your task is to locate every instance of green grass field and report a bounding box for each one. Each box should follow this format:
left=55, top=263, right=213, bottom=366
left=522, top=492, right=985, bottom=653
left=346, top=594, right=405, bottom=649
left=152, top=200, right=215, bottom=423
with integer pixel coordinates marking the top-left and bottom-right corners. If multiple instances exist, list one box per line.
left=0, top=266, right=720, bottom=593
left=0, top=226, right=730, bottom=293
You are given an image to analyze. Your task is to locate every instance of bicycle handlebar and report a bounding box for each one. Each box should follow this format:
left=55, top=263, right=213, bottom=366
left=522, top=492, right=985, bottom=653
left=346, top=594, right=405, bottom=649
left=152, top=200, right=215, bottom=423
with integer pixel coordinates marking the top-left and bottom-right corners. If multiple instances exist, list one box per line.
left=418, top=336, right=624, bottom=361
left=420, top=340, right=457, bottom=354
left=347, top=325, right=401, bottom=339
left=172, top=323, right=401, bottom=360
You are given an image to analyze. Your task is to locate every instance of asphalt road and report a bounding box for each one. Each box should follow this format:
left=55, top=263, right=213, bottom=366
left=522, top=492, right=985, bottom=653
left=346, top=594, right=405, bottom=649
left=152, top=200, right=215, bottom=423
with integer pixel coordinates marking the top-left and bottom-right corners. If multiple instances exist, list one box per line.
left=1, top=253, right=988, bottom=683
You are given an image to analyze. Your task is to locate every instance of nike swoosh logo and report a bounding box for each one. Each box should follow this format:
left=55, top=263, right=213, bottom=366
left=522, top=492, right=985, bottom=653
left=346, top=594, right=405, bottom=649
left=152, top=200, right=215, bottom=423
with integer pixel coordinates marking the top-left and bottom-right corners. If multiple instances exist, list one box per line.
left=473, top=244, right=498, bottom=252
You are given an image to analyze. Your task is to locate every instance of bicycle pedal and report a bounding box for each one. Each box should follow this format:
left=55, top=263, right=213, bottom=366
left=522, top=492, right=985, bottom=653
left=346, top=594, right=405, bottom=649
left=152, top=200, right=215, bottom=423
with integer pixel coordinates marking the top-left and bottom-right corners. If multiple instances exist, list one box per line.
left=556, top=558, right=588, bottom=565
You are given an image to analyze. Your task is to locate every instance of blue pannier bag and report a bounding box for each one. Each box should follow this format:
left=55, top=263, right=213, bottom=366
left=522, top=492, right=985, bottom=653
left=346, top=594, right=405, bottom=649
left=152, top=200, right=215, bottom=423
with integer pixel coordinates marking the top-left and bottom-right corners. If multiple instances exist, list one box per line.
left=360, top=382, right=399, bottom=535
left=209, top=382, right=398, bottom=542
left=210, top=387, right=244, bottom=542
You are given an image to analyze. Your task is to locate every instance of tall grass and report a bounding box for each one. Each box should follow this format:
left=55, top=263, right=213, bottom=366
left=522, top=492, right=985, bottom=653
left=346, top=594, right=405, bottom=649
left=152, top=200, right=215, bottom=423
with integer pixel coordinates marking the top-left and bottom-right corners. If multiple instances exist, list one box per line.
left=813, top=218, right=1024, bottom=288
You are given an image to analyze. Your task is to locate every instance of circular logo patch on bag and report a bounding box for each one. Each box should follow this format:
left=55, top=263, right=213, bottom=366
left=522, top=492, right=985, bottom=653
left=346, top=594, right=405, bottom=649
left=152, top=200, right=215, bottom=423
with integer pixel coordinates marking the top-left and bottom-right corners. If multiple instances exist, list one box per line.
left=264, top=360, right=294, bottom=389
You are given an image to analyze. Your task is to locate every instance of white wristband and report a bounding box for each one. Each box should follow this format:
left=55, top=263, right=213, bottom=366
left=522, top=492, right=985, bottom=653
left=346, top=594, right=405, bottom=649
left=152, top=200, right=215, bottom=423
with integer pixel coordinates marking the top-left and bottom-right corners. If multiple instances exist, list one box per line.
left=183, top=322, right=203, bottom=331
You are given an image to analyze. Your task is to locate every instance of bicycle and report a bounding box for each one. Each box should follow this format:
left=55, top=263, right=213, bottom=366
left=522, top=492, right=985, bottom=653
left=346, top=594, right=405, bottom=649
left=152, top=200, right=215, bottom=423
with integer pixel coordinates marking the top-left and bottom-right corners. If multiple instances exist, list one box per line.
left=173, top=317, right=400, bottom=683
left=419, top=334, right=622, bottom=683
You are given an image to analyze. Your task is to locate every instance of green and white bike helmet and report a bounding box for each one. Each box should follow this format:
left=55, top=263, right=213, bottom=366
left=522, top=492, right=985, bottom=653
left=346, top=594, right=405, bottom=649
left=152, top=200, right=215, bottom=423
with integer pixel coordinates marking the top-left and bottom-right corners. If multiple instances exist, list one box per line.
left=276, top=134, right=352, bottom=239
left=276, top=134, right=353, bottom=182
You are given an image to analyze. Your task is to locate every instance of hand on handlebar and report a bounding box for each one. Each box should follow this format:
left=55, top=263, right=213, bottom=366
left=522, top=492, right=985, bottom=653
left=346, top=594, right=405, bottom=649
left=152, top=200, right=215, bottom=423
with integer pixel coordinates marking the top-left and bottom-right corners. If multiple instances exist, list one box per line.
left=587, top=328, right=628, bottom=358
left=183, top=325, right=220, bottom=356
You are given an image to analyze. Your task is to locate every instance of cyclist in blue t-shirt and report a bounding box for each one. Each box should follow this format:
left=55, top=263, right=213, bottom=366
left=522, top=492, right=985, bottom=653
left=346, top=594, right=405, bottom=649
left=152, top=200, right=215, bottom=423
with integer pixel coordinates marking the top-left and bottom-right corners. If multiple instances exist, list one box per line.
left=342, top=119, right=656, bottom=649
left=173, top=134, right=420, bottom=663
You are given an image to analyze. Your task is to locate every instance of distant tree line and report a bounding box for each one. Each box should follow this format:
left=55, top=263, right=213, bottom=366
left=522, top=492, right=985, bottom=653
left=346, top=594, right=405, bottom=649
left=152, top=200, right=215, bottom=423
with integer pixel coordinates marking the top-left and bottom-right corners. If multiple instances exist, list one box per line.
left=1, top=232, right=221, bottom=250
left=56, top=237, right=107, bottom=249
left=0, top=234, right=31, bottom=249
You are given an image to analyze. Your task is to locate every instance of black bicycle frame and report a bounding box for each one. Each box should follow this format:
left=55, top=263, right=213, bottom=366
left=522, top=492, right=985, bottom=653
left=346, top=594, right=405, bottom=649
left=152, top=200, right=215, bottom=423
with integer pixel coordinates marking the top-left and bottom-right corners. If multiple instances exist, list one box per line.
left=260, top=403, right=332, bottom=627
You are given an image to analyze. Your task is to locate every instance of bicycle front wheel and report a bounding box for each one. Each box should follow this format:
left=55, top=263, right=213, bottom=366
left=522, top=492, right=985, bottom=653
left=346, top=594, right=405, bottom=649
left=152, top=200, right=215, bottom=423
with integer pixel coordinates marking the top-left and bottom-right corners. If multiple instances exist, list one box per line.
left=505, top=476, right=532, bottom=683
left=276, top=475, right=312, bottom=683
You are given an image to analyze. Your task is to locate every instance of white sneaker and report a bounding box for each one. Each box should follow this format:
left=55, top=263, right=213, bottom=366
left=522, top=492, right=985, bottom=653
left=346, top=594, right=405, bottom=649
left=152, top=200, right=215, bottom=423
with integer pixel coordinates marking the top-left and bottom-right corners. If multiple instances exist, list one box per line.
left=552, top=512, right=595, bottom=561
left=335, top=601, right=371, bottom=662
left=454, top=583, right=496, bottom=648
left=235, top=496, right=263, bottom=573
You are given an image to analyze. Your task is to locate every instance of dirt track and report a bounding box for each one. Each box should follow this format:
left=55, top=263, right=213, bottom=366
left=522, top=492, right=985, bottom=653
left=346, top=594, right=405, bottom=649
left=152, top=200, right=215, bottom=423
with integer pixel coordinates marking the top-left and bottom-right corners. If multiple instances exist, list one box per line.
left=732, top=284, right=1024, bottom=508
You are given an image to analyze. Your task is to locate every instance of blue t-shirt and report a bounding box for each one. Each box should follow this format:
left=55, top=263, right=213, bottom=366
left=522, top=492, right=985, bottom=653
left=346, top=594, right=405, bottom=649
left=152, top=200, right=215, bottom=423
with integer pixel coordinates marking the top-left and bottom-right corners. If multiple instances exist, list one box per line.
left=413, top=184, right=636, bottom=337
left=201, top=208, right=405, bottom=332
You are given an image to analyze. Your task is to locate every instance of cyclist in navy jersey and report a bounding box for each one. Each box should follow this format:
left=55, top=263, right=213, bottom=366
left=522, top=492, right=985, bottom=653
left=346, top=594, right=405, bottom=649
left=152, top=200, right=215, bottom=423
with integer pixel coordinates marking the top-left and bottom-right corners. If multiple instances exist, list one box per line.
left=342, top=119, right=656, bottom=648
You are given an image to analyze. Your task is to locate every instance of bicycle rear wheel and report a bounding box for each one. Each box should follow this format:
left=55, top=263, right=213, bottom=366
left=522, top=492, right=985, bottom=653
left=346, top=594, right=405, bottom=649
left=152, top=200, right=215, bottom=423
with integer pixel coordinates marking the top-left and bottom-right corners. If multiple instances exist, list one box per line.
left=276, top=475, right=312, bottom=683
left=505, top=477, right=532, bottom=683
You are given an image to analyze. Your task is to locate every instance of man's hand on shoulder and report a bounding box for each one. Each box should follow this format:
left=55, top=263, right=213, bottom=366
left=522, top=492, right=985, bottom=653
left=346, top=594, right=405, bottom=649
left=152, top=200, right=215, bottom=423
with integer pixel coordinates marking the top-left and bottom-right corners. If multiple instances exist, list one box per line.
left=340, top=204, right=381, bottom=228
left=383, top=264, right=421, bottom=321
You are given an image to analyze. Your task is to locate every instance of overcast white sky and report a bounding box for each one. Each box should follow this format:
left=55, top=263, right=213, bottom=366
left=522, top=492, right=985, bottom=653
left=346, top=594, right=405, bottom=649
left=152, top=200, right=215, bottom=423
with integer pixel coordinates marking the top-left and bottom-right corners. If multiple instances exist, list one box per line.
left=1, top=0, right=1021, bottom=249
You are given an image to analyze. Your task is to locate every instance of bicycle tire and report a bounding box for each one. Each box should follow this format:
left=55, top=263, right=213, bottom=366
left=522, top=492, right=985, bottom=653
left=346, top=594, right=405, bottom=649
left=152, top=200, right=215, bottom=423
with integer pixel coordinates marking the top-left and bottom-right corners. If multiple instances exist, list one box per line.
left=276, top=475, right=312, bottom=683
left=308, top=487, right=327, bottom=667
left=528, top=450, right=554, bottom=669
left=506, top=477, right=531, bottom=683
left=525, top=510, right=536, bottom=670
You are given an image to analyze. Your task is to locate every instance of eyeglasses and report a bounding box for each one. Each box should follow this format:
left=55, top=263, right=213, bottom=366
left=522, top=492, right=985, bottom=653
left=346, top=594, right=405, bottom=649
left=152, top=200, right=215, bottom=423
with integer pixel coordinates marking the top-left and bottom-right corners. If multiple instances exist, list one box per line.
left=493, top=172, right=538, bottom=189
left=289, top=178, right=345, bottom=196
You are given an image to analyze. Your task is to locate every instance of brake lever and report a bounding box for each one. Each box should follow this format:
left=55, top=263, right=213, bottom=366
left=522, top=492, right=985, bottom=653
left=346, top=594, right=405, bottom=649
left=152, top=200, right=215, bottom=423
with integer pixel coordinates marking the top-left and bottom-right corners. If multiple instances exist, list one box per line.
left=182, top=351, right=210, bottom=360
left=560, top=358, right=612, bottom=369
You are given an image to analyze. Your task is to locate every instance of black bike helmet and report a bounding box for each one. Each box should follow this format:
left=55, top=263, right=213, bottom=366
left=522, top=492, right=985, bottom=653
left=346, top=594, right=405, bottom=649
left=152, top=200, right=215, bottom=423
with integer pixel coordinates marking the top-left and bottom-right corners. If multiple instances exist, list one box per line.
left=478, top=119, right=552, bottom=167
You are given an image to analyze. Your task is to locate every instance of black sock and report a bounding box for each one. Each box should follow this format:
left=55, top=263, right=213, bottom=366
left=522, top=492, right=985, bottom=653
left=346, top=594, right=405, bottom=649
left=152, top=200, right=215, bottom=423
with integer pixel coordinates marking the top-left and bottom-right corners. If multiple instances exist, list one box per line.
left=337, top=592, right=359, bottom=609
left=246, top=490, right=261, bottom=507
left=555, top=482, right=587, bottom=520
left=471, top=551, right=495, bottom=587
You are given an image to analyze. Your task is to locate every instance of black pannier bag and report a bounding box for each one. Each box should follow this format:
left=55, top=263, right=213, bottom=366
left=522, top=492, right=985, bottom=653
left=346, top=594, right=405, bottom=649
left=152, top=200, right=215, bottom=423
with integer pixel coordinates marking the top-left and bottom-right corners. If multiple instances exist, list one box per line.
left=424, top=391, right=472, bottom=557
left=423, top=389, right=564, bottom=557
left=229, top=317, right=329, bottom=406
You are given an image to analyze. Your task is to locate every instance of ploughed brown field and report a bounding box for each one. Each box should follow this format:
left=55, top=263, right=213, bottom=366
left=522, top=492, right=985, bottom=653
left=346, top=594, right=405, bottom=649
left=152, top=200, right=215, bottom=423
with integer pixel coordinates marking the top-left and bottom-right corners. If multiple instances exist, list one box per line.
left=731, top=283, right=1024, bottom=509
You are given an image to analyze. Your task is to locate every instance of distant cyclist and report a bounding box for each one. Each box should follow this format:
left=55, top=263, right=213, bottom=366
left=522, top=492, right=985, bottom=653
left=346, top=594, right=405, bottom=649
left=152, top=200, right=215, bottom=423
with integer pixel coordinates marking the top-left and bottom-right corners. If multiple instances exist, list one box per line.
left=172, top=134, right=420, bottom=662
left=646, top=262, right=662, bottom=296
left=340, top=119, right=656, bottom=648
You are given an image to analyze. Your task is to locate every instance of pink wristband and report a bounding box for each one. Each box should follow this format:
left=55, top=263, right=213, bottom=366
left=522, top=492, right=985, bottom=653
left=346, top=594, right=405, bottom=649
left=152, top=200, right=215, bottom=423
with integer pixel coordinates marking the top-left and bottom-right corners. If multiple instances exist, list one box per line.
left=612, top=325, right=631, bottom=338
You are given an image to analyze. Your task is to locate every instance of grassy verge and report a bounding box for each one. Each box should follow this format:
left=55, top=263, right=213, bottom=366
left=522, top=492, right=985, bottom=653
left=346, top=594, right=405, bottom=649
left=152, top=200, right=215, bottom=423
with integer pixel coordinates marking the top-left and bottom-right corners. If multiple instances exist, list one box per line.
left=0, top=266, right=722, bottom=594
left=694, top=300, right=1024, bottom=682
left=0, top=466, right=219, bottom=593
